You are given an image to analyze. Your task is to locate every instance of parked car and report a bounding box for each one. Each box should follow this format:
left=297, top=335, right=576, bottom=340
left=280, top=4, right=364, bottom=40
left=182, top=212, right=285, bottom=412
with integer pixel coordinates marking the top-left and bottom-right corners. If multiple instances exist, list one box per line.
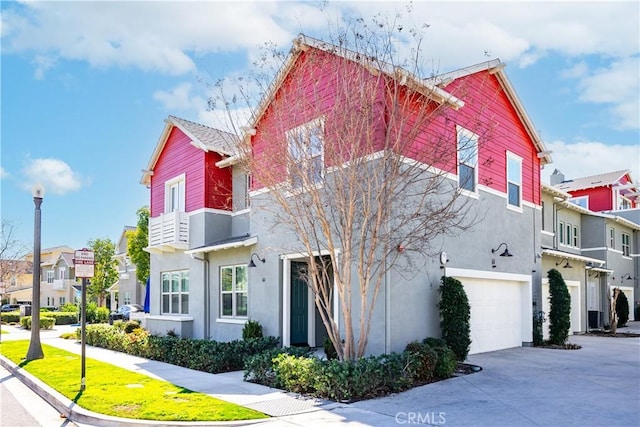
left=108, top=304, right=144, bottom=324
left=1, top=304, right=20, bottom=312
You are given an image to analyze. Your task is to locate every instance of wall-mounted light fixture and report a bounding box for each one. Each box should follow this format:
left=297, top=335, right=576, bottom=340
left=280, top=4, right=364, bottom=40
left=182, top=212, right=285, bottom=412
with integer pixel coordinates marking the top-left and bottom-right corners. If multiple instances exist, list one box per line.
left=621, top=273, right=634, bottom=281
left=556, top=258, right=573, bottom=269
left=491, top=242, right=513, bottom=257
left=248, top=253, right=265, bottom=268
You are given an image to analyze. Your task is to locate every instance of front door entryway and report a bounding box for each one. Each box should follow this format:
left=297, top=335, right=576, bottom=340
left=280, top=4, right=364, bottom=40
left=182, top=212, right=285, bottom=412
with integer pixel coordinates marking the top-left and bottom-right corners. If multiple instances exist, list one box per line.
left=290, top=261, right=308, bottom=346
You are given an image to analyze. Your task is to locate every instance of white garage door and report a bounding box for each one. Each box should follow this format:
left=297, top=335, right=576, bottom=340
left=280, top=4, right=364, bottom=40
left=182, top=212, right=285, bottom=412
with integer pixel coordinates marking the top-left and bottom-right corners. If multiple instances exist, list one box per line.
left=459, top=278, right=524, bottom=354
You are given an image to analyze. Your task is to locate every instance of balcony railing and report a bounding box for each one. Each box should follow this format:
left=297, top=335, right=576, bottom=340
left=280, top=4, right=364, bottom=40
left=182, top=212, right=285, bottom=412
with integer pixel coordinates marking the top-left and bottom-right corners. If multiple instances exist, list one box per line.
left=52, top=279, right=76, bottom=290
left=148, top=211, right=189, bottom=252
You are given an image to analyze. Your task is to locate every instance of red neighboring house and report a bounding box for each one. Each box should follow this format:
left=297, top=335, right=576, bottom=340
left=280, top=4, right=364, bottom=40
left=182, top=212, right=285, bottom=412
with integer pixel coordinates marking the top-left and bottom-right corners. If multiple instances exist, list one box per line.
left=141, top=115, right=237, bottom=254
left=551, top=169, right=639, bottom=212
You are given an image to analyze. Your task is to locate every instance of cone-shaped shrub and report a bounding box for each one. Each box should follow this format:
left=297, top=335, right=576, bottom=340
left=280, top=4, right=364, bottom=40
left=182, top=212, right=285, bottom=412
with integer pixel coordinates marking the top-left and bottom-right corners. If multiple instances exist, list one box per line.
left=439, top=276, right=471, bottom=361
left=548, top=268, right=571, bottom=345
left=615, top=289, right=629, bottom=327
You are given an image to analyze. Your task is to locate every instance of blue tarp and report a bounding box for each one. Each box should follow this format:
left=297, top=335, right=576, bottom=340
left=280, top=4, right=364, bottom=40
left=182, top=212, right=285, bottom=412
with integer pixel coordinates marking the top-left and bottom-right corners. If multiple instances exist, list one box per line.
left=143, top=277, right=150, bottom=313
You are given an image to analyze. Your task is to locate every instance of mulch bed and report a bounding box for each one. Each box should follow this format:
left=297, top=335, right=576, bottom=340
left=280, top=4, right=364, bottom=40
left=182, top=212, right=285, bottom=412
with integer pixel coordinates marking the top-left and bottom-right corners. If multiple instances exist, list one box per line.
left=534, top=342, right=582, bottom=350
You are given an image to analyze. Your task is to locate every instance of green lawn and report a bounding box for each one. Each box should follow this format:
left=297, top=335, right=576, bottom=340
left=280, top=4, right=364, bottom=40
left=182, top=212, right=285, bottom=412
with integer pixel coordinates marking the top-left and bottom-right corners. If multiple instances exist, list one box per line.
left=0, top=340, right=267, bottom=422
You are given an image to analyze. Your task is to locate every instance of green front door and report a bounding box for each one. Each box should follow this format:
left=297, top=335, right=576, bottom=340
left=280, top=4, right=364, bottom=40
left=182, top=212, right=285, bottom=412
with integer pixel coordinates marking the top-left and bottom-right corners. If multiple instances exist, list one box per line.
left=290, top=261, right=308, bottom=346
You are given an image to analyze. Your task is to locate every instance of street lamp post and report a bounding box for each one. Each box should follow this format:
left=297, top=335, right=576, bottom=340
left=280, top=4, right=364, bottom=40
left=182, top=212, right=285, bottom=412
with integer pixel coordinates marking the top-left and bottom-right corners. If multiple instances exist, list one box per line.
left=26, top=183, right=45, bottom=361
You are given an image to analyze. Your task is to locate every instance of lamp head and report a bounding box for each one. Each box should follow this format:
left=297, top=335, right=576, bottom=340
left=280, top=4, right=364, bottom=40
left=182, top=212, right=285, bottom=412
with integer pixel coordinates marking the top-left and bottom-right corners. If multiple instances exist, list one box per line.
left=32, top=183, right=45, bottom=199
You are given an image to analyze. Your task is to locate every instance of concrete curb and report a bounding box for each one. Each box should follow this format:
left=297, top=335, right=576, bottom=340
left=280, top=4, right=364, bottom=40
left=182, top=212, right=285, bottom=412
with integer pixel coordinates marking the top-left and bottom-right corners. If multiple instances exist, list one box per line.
left=0, top=354, right=269, bottom=427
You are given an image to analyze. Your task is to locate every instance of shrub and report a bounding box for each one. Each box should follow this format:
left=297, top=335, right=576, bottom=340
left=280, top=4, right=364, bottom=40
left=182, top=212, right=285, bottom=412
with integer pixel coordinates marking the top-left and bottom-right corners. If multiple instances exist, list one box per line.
left=85, top=302, right=109, bottom=324
left=123, top=320, right=142, bottom=334
left=244, top=346, right=313, bottom=385
left=404, top=341, right=437, bottom=383
left=272, top=353, right=319, bottom=393
left=42, top=312, right=78, bottom=325
left=242, top=319, right=263, bottom=340
left=1, top=312, right=20, bottom=324
left=20, top=316, right=55, bottom=330
left=439, top=276, right=471, bottom=361
left=548, top=269, right=571, bottom=345
left=615, top=289, right=629, bottom=327
left=533, top=311, right=545, bottom=346
left=423, top=338, right=456, bottom=379
left=59, top=302, right=79, bottom=312
left=323, top=337, right=338, bottom=360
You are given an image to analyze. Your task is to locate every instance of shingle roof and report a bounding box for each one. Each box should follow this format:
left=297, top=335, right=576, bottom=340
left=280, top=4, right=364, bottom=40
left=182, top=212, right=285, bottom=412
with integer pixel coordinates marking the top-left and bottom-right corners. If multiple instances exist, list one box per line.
left=168, top=115, right=237, bottom=156
left=556, top=170, right=631, bottom=192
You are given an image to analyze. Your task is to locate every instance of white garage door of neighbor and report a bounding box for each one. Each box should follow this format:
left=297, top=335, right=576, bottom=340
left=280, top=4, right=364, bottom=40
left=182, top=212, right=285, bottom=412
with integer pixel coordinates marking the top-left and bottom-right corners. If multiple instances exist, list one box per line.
left=460, top=278, right=523, bottom=355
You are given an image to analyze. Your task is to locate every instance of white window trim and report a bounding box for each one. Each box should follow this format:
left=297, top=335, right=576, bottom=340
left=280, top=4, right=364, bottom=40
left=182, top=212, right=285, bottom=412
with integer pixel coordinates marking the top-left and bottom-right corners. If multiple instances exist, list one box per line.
left=219, top=264, right=248, bottom=319
left=506, top=151, right=523, bottom=211
left=164, top=173, right=186, bottom=213
left=621, top=233, right=630, bottom=257
left=161, top=270, right=189, bottom=315
left=286, top=117, right=325, bottom=189
left=456, top=126, right=479, bottom=195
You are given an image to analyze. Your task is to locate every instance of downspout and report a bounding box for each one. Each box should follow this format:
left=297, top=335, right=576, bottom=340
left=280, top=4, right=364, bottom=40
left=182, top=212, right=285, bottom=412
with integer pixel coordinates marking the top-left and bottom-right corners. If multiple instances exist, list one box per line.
left=190, top=252, right=210, bottom=339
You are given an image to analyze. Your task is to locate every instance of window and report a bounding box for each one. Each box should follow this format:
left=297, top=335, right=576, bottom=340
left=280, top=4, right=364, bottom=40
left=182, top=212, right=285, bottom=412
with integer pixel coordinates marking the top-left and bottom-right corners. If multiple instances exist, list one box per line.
left=506, top=152, right=522, bottom=208
left=618, top=195, right=631, bottom=210
left=569, top=196, right=588, bottom=209
left=566, top=223, right=571, bottom=246
left=47, top=270, right=54, bottom=284
left=59, top=297, right=66, bottom=306
left=164, top=174, right=185, bottom=213
left=457, top=127, right=478, bottom=193
left=609, top=227, right=615, bottom=248
left=123, top=292, right=131, bottom=305
left=245, top=174, right=252, bottom=208
left=220, top=265, right=248, bottom=318
left=572, top=225, right=579, bottom=247
left=622, top=233, right=630, bottom=256
left=161, top=270, right=189, bottom=314
left=559, top=221, right=565, bottom=245
left=541, top=201, right=545, bottom=230
left=287, top=118, right=324, bottom=188
left=58, top=267, right=66, bottom=280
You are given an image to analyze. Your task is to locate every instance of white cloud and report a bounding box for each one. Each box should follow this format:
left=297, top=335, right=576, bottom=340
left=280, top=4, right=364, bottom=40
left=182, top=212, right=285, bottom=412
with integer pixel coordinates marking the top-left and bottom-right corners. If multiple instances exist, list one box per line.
left=575, top=57, right=640, bottom=130
left=22, top=158, right=83, bottom=195
left=153, top=82, right=205, bottom=111
left=542, top=140, right=640, bottom=184
left=0, top=167, right=8, bottom=179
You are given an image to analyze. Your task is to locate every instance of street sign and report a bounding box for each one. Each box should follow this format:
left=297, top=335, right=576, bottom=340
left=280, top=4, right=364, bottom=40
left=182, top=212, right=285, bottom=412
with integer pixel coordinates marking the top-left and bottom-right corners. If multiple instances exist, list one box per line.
left=74, top=248, right=95, bottom=278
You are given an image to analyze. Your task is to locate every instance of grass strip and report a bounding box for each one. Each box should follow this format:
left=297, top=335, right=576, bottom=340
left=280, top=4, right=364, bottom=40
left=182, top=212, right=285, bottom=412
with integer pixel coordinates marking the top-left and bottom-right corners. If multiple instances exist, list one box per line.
left=0, top=340, right=267, bottom=421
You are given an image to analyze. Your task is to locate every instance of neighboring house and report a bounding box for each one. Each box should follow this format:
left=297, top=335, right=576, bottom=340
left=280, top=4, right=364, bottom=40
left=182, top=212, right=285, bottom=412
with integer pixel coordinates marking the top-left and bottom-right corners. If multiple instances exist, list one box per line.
left=551, top=169, right=639, bottom=212
left=9, top=245, right=77, bottom=307
left=109, top=226, right=144, bottom=310
left=1, top=259, right=33, bottom=304
left=541, top=183, right=638, bottom=330
left=142, top=35, right=552, bottom=355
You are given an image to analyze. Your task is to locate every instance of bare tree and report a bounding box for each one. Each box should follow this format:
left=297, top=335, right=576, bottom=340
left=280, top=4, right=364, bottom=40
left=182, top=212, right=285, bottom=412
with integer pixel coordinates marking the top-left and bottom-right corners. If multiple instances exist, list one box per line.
left=215, top=15, right=494, bottom=360
left=0, top=220, right=29, bottom=301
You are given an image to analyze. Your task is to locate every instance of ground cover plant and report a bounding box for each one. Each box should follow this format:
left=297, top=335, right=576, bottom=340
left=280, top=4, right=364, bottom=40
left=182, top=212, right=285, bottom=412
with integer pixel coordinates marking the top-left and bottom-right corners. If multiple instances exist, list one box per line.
left=0, top=340, right=267, bottom=422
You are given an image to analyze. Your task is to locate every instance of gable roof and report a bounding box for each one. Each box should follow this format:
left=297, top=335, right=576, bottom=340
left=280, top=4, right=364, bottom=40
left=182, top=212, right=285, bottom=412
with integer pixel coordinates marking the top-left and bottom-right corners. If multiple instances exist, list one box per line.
left=230, top=34, right=550, bottom=166
left=141, top=115, right=238, bottom=186
left=436, top=59, right=551, bottom=165
left=556, top=170, right=632, bottom=192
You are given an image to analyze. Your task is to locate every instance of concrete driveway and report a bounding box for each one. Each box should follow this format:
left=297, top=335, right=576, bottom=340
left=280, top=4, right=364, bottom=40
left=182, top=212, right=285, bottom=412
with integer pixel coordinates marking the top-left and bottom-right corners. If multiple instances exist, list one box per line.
left=344, top=333, right=639, bottom=426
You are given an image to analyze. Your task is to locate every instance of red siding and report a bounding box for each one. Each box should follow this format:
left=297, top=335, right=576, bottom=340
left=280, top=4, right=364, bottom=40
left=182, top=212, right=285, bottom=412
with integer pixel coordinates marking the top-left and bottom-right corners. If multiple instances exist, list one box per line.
left=150, top=127, right=232, bottom=217
left=444, top=73, right=541, bottom=205
left=251, top=48, right=542, bottom=206
left=569, top=187, right=613, bottom=211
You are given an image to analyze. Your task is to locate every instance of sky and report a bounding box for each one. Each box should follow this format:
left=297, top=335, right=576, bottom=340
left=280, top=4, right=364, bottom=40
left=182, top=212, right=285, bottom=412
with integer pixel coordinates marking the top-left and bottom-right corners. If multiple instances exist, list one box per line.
left=1, top=0, right=639, bottom=253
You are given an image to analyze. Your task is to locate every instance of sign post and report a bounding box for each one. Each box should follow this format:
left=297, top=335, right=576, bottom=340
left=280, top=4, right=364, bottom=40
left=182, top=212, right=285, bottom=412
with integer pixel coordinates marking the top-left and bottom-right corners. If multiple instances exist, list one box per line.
left=74, top=248, right=94, bottom=391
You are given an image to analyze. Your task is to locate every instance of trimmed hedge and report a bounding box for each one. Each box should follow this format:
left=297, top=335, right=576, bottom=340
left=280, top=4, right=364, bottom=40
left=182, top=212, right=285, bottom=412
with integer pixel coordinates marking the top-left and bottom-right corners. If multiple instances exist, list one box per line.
left=1, top=312, right=20, bottom=324
left=20, top=316, right=56, bottom=330
left=83, top=324, right=280, bottom=374
left=43, top=312, right=79, bottom=325
left=245, top=338, right=456, bottom=402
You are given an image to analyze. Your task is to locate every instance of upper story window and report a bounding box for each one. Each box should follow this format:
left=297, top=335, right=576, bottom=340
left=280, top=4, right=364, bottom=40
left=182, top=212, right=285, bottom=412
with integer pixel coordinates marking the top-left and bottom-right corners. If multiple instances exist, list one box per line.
left=609, top=227, right=615, bottom=248
left=165, top=174, right=185, bottom=213
left=457, top=126, right=478, bottom=193
left=58, top=267, right=66, bottom=280
left=559, top=221, right=565, bottom=245
left=541, top=201, right=546, bottom=230
left=220, top=265, right=248, bottom=318
left=287, top=118, right=324, bottom=188
left=47, top=270, right=54, bottom=284
left=617, top=195, right=631, bottom=210
left=569, top=196, right=588, bottom=209
left=622, top=233, right=630, bottom=256
left=161, top=270, right=189, bottom=314
left=572, top=225, right=579, bottom=247
left=506, top=152, right=522, bottom=208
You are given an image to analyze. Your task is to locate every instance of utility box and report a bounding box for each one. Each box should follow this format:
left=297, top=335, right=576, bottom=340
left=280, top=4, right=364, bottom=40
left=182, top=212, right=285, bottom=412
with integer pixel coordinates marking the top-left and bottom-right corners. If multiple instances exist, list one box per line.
left=20, top=305, right=32, bottom=317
